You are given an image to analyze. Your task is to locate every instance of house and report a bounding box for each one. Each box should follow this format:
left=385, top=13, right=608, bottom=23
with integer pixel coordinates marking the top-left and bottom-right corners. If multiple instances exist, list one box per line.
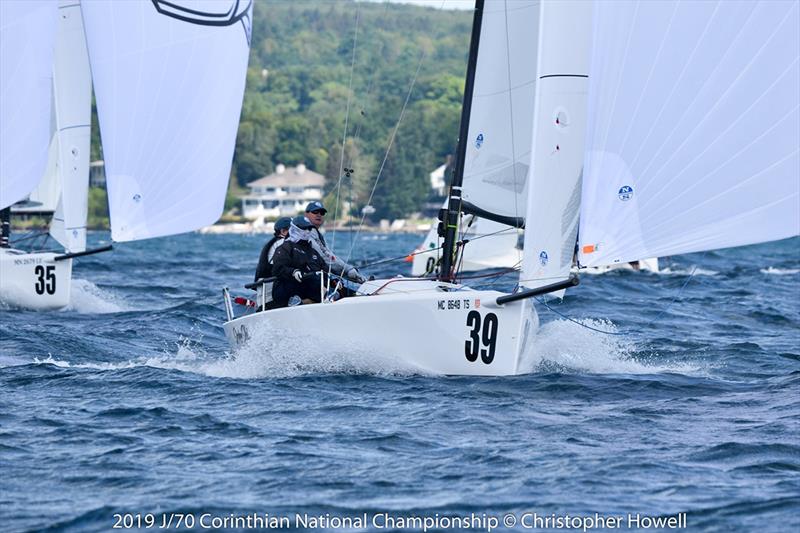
left=240, top=164, right=325, bottom=219
left=430, top=163, right=447, bottom=197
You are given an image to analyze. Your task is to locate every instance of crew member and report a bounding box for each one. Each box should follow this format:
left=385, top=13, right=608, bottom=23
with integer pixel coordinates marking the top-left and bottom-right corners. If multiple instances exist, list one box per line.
left=254, top=217, right=291, bottom=281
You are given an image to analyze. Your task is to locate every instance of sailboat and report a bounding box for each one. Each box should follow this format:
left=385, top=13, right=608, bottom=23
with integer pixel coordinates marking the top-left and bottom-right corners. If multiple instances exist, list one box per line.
left=223, top=0, right=798, bottom=376
left=0, top=0, right=252, bottom=309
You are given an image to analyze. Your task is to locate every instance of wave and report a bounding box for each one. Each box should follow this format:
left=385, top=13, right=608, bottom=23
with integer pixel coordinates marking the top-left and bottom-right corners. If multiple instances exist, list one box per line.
left=760, top=267, right=800, bottom=276
left=518, top=318, right=702, bottom=375
left=64, top=279, right=129, bottom=314
left=658, top=266, right=719, bottom=276
left=31, top=325, right=425, bottom=379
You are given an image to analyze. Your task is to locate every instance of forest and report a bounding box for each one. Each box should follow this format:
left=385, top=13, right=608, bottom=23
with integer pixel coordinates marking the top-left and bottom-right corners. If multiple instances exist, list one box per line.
left=228, top=1, right=472, bottom=220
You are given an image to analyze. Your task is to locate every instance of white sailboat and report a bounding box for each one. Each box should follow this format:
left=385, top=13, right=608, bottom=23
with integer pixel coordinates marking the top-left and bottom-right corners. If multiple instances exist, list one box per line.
left=223, top=0, right=798, bottom=376
left=0, top=0, right=89, bottom=310
left=0, top=0, right=252, bottom=309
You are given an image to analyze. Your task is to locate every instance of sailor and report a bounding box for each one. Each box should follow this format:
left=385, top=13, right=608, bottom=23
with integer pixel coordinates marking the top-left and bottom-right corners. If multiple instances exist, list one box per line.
left=304, top=200, right=367, bottom=284
left=254, top=217, right=292, bottom=281
left=272, top=216, right=358, bottom=307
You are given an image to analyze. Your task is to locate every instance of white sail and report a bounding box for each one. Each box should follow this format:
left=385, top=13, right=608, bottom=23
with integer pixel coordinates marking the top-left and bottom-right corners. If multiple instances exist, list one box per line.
left=0, top=0, right=59, bottom=209
left=460, top=0, right=539, bottom=219
left=81, top=0, right=253, bottom=242
left=48, top=0, right=92, bottom=253
left=14, top=101, right=61, bottom=215
left=520, top=0, right=591, bottom=291
left=579, top=0, right=800, bottom=267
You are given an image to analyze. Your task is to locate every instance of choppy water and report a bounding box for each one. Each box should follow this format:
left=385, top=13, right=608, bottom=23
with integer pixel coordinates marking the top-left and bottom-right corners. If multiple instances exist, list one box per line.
left=1, top=232, right=798, bottom=532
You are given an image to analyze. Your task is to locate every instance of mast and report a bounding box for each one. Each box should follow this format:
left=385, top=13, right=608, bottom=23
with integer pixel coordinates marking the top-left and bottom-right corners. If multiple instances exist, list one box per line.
left=439, top=0, right=484, bottom=282
left=0, top=208, right=10, bottom=248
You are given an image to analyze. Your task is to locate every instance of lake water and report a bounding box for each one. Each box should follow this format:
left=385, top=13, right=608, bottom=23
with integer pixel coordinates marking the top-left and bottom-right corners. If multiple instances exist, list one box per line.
left=1, top=232, right=798, bottom=532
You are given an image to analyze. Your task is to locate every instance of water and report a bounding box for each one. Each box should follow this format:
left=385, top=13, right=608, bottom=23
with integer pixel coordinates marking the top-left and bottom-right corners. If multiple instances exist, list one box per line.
left=1, top=232, right=798, bottom=532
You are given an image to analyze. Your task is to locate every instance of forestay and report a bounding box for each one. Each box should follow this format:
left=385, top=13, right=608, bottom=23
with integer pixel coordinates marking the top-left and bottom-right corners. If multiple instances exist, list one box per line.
left=520, top=0, right=591, bottom=291
left=0, top=0, right=59, bottom=209
left=579, top=0, right=800, bottom=267
left=460, top=0, right=540, bottom=219
left=81, top=0, right=253, bottom=241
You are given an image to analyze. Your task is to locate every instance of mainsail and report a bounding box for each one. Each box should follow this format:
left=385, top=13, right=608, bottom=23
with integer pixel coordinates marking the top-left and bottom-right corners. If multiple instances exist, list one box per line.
left=48, top=0, right=92, bottom=253
left=520, top=0, right=591, bottom=291
left=0, top=0, right=59, bottom=209
left=578, top=0, right=800, bottom=267
left=460, top=0, right=540, bottom=220
left=81, top=0, right=253, bottom=242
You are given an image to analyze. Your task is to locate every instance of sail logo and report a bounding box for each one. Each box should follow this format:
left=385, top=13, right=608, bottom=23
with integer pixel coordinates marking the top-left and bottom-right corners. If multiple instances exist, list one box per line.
left=618, top=185, right=634, bottom=201
left=151, top=0, right=253, bottom=44
left=475, top=133, right=484, bottom=149
left=539, top=251, right=548, bottom=266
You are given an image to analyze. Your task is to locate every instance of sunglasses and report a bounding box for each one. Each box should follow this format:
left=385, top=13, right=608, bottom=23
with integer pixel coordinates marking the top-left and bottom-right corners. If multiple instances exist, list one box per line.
left=309, top=210, right=326, bottom=215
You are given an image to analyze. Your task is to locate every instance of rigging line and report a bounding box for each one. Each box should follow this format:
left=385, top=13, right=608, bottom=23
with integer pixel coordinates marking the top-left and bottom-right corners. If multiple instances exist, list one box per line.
left=502, top=0, right=522, bottom=266
left=330, top=6, right=361, bottom=253
left=536, top=254, right=705, bottom=336
left=342, top=48, right=428, bottom=267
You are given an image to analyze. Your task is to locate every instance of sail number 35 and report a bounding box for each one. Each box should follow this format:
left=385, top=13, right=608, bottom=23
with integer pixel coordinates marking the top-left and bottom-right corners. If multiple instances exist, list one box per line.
left=34, top=265, right=56, bottom=295
left=465, top=311, right=498, bottom=364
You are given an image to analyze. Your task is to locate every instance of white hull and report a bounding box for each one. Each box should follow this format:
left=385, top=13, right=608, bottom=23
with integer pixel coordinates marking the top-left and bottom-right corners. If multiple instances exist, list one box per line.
left=224, top=280, right=538, bottom=376
left=577, top=257, right=659, bottom=275
left=0, top=248, right=72, bottom=310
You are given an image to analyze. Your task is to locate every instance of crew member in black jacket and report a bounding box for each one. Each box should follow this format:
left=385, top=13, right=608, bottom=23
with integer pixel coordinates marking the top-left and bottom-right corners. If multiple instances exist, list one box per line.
left=271, top=216, right=350, bottom=307
left=254, top=217, right=291, bottom=281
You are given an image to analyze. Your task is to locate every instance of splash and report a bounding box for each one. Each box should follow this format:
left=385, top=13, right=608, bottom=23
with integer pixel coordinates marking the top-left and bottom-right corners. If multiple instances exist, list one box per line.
left=64, top=279, right=128, bottom=314
left=31, top=325, right=426, bottom=379
left=518, top=318, right=701, bottom=375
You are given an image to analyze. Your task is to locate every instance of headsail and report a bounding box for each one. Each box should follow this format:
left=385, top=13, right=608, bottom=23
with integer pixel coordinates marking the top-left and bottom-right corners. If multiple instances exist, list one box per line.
left=460, top=0, right=540, bottom=220
left=520, top=0, right=592, bottom=291
left=579, top=0, right=800, bottom=267
left=81, top=0, right=253, bottom=241
left=0, top=0, right=59, bottom=209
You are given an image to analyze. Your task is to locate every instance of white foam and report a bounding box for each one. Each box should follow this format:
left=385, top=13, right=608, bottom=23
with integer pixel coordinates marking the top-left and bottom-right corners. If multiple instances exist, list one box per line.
left=658, top=266, right=718, bottom=276
left=760, top=267, right=800, bottom=275
left=518, top=318, right=701, bottom=375
left=64, top=279, right=128, bottom=314
left=31, top=325, right=425, bottom=379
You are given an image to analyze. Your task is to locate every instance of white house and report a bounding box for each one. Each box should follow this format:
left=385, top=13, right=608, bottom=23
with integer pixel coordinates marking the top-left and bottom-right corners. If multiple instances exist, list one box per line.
left=241, top=164, right=326, bottom=220
left=430, top=163, right=447, bottom=196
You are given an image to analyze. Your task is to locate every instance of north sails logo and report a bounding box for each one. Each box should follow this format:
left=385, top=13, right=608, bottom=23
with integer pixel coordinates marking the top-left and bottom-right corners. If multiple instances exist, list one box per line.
left=151, top=0, right=253, bottom=44
left=475, top=133, right=484, bottom=149
left=539, top=251, right=548, bottom=266
left=618, top=185, right=634, bottom=201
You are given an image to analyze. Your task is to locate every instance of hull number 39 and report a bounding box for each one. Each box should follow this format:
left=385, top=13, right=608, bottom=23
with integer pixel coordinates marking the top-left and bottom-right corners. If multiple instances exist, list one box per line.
left=465, top=311, right=498, bottom=364
left=34, top=265, right=56, bottom=295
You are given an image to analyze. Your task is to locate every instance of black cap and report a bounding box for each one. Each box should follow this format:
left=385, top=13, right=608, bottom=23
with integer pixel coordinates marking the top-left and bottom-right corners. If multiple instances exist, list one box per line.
left=292, top=216, right=315, bottom=230
left=274, top=217, right=292, bottom=232
left=305, top=201, right=327, bottom=214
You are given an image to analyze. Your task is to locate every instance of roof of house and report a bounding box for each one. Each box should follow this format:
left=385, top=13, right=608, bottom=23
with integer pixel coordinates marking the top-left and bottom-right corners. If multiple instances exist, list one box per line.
left=247, top=163, right=325, bottom=188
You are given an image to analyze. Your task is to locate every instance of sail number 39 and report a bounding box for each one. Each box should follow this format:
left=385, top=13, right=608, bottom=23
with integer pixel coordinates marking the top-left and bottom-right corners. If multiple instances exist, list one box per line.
left=34, top=265, right=56, bottom=295
left=465, top=311, right=498, bottom=364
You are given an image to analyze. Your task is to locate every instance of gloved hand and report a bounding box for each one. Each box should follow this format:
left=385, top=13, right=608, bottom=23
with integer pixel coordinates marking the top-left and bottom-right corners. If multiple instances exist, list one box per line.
left=292, top=270, right=304, bottom=283
left=347, top=267, right=367, bottom=284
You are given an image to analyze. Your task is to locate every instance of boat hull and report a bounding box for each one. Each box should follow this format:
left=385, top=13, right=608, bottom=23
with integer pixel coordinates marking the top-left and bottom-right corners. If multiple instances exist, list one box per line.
left=0, top=249, right=72, bottom=310
left=224, top=286, right=538, bottom=376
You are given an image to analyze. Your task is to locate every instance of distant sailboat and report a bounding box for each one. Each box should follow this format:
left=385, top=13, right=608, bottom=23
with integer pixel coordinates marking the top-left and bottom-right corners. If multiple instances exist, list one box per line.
left=0, top=0, right=252, bottom=309
left=223, top=0, right=798, bottom=376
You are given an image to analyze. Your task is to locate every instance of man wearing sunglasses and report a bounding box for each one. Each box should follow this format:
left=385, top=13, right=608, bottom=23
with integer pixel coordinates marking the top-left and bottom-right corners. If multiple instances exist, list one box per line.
left=303, top=201, right=367, bottom=284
